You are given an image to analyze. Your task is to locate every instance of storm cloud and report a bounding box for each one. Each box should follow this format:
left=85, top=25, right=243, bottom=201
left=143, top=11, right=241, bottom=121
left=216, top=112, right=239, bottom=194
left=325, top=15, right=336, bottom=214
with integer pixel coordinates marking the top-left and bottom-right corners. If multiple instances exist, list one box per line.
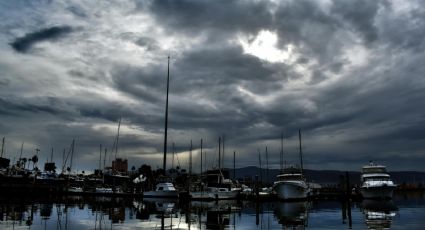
left=0, top=0, right=424, bottom=172
left=10, top=26, right=73, bottom=53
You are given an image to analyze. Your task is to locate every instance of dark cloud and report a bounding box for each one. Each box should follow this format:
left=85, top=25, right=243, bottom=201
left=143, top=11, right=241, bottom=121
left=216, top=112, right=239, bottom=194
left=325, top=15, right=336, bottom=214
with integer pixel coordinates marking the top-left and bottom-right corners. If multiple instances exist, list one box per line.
left=141, top=0, right=273, bottom=35
left=134, top=37, right=159, bottom=51
left=331, top=0, right=380, bottom=43
left=0, top=97, right=61, bottom=116
left=10, top=26, right=73, bottom=53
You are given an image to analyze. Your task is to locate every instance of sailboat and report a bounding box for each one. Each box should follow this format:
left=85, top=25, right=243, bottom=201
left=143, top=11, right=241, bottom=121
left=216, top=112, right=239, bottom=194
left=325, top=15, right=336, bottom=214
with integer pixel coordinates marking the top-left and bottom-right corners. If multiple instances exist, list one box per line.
left=273, top=130, right=309, bottom=200
left=143, top=56, right=179, bottom=199
left=190, top=137, right=238, bottom=200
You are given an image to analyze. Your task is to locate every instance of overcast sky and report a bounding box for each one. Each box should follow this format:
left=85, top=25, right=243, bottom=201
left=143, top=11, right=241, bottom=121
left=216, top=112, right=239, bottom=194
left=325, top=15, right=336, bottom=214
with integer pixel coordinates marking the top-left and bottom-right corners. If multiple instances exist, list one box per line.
left=1, top=0, right=424, bottom=172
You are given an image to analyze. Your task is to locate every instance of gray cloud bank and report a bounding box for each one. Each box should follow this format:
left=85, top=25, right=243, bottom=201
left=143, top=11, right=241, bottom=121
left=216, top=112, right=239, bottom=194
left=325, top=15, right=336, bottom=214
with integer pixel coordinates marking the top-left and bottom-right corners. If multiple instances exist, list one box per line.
left=0, top=0, right=424, bottom=172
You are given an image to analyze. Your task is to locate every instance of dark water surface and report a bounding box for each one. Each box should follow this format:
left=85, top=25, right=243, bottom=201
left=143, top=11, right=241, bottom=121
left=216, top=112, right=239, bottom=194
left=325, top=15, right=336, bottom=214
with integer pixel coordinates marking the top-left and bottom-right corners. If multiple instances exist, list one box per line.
left=0, top=192, right=424, bottom=229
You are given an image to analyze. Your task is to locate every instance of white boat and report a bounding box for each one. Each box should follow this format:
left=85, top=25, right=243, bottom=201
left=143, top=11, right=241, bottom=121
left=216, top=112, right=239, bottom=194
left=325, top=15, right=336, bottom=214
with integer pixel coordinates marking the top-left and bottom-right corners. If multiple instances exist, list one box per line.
left=360, top=162, right=396, bottom=199
left=143, top=182, right=179, bottom=198
left=273, top=130, right=309, bottom=200
left=273, top=167, right=309, bottom=200
left=190, top=170, right=239, bottom=200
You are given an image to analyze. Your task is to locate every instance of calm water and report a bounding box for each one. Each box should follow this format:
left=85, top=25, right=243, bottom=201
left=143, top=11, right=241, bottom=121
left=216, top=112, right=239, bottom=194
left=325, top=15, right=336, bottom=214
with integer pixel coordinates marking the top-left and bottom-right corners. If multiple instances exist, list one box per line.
left=0, top=192, right=424, bottom=229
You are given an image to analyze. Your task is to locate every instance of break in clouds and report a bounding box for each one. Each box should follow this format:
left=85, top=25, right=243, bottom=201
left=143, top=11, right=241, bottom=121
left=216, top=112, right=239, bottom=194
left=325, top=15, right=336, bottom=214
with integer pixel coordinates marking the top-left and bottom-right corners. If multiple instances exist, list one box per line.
left=0, top=0, right=425, bottom=172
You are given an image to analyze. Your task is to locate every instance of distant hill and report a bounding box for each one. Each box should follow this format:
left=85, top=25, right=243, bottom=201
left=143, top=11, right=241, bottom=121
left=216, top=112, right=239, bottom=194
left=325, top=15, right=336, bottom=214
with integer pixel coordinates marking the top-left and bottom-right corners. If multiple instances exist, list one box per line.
left=226, top=166, right=425, bottom=185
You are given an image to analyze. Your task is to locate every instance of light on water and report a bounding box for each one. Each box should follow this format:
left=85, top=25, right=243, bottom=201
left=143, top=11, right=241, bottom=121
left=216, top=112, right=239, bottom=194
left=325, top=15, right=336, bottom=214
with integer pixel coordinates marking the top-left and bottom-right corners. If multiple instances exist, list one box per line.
left=0, top=192, right=424, bottom=229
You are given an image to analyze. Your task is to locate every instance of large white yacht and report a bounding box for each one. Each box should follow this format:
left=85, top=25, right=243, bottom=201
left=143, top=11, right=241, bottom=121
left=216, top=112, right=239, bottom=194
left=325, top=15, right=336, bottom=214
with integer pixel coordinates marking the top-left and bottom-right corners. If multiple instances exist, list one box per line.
left=273, top=130, right=309, bottom=200
left=360, top=162, right=396, bottom=199
left=273, top=166, right=309, bottom=200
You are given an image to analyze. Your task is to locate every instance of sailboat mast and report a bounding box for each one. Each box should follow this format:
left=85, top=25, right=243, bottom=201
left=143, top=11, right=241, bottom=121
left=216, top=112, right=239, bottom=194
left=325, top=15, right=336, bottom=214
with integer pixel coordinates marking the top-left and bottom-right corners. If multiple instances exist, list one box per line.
left=70, top=139, right=75, bottom=174
left=200, top=139, right=203, bottom=175
left=189, top=140, right=192, bottom=176
left=266, top=146, right=269, bottom=184
left=299, top=129, right=304, bottom=174
left=218, top=137, right=221, bottom=170
left=163, top=56, right=170, bottom=173
left=172, top=142, right=175, bottom=170
left=233, top=151, right=236, bottom=180
left=114, top=117, right=121, bottom=161
left=19, top=142, right=24, bottom=160
left=1, top=137, right=4, bottom=158
left=99, top=144, right=102, bottom=170
left=280, top=133, right=284, bottom=172
left=222, top=135, right=225, bottom=170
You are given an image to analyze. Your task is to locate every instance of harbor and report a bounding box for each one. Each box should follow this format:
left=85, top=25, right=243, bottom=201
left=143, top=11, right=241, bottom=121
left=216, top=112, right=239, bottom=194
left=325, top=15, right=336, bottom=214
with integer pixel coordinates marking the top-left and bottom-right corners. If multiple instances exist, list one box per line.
left=2, top=0, right=425, bottom=229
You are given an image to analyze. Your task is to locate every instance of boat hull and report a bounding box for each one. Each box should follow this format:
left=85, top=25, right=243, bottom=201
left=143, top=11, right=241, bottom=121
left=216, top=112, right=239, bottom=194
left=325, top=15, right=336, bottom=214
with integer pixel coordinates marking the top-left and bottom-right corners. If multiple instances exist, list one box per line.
left=274, top=181, right=308, bottom=200
left=360, top=185, right=395, bottom=199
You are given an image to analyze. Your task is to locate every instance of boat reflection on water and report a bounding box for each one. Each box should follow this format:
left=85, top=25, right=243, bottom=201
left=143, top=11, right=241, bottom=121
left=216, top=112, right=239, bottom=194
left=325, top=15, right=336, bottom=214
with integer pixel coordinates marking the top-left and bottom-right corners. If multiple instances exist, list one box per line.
left=274, top=201, right=309, bottom=229
left=192, top=200, right=239, bottom=229
left=361, top=199, right=398, bottom=229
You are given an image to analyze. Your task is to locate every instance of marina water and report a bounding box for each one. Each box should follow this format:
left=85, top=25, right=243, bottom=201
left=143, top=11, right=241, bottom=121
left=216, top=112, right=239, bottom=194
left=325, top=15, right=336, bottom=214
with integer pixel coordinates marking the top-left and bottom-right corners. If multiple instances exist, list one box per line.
left=0, top=191, right=424, bottom=229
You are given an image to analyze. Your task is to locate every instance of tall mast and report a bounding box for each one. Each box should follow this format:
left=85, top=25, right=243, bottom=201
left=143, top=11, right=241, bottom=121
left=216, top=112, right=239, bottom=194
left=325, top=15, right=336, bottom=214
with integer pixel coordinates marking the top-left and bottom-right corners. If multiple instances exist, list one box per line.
left=114, top=117, right=121, bottom=161
left=99, top=144, right=102, bottom=170
left=70, top=139, right=75, bottom=174
left=172, top=142, right=175, bottom=170
left=200, top=139, right=203, bottom=175
left=222, top=135, right=225, bottom=170
left=19, top=142, right=24, bottom=160
left=189, top=140, right=192, bottom=176
left=280, top=133, right=284, bottom=172
left=163, top=56, right=170, bottom=173
left=218, top=137, right=221, bottom=171
left=233, top=151, right=236, bottom=180
left=1, top=137, right=4, bottom=158
left=266, top=146, right=269, bottom=184
left=299, top=129, right=304, bottom=174
left=258, top=150, right=262, bottom=184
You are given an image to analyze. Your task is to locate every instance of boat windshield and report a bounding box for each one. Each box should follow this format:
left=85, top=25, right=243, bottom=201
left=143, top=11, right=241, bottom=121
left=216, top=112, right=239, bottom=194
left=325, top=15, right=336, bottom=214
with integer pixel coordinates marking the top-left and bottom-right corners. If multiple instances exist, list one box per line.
left=364, top=177, right=392, bottom=182
left=277, top=174, right=304, bottom=181
left=362, top=167, right=387, bottom=173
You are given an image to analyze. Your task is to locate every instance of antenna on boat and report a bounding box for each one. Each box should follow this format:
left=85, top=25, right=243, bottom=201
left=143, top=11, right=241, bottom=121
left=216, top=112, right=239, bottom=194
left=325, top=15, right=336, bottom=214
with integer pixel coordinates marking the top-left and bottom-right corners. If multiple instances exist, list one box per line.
left=299, top=129, right=304, bottom=175
left=163, top=55, right=170, bottom=174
